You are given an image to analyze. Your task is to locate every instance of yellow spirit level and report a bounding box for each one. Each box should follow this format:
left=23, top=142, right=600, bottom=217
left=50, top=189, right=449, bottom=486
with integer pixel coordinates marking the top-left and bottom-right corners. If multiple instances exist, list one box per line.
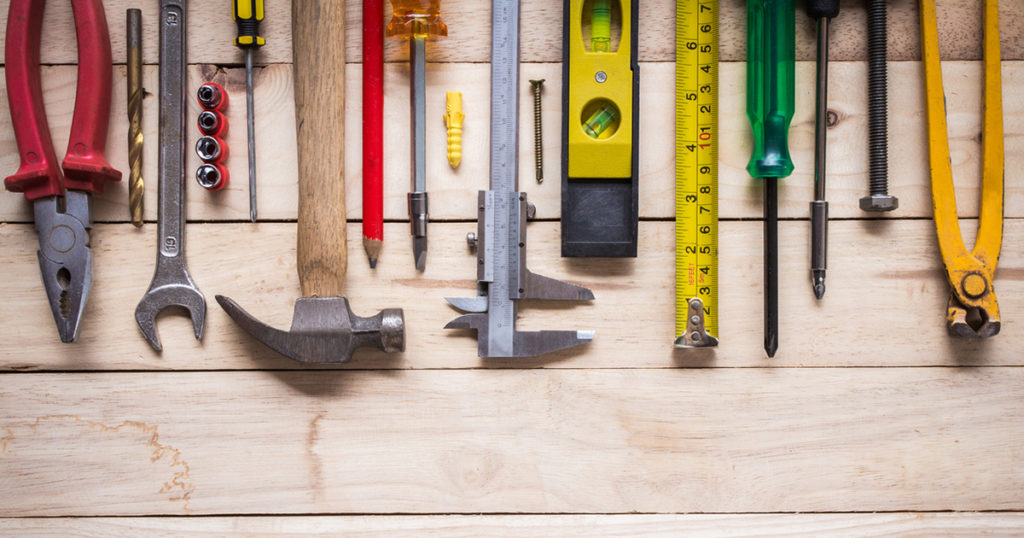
left=561, top=0, right=639, bottom=257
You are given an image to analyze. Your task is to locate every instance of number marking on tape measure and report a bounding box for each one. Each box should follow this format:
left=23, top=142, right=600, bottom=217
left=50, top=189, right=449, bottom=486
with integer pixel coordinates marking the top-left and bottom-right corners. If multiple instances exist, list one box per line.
left=675, top=0, right=719, bottom=347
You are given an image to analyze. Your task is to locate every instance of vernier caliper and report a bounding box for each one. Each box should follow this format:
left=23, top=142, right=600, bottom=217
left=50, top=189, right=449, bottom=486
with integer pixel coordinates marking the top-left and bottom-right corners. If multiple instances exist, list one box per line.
left=444, top=0, right=595, bottom=358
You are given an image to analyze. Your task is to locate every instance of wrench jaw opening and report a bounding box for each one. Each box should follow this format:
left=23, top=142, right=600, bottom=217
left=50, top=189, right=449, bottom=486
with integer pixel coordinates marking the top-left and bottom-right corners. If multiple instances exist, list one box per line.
left=33, top=192, right=93, bottom=343
left=134, top=279, right=207, bottom=351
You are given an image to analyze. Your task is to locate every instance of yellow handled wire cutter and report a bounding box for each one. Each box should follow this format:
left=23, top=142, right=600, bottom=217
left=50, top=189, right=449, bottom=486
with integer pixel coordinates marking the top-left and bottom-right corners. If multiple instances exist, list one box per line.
left=920, top=0, right=1004, bottom=337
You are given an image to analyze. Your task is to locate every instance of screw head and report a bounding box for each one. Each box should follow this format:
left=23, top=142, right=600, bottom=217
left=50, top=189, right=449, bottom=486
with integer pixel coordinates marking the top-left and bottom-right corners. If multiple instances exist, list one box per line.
left=859, top=194, right=899, bottom=212
left=466, top=233, right=477, bottom=249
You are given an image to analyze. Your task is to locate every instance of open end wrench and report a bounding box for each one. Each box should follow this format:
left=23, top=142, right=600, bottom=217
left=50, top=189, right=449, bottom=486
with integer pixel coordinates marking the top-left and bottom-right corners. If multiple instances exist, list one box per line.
left=135, top=0, right=205, bottom=351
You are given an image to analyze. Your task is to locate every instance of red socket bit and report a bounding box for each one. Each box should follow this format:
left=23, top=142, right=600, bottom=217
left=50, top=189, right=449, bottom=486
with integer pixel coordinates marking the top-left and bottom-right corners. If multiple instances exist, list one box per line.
left=197, top=109, right=228, bottom=137
left=197, top=82, right=228, bottom=111
left=196, top=162, right=229, bottom=190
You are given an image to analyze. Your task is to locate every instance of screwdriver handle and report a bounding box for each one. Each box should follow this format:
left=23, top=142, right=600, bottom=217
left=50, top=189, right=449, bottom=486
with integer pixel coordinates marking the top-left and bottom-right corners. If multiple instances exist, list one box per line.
left=806, top=0, right=839, bottom=20
left=386, top=0, right=448, bottom=39
left=233, top=0, right=265, bottom=48
left=746, top=0, right=795, bottom=179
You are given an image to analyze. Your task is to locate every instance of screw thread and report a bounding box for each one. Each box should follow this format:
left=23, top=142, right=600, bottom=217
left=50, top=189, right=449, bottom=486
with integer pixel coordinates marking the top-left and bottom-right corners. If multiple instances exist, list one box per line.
left=530, top=80, right=544, bottom=183
left=867, top=0, right=889, bottom=196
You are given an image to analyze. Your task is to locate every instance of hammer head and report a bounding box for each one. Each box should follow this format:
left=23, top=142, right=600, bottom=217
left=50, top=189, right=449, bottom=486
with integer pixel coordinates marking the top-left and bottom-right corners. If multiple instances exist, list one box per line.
left=216, top=295, right=404, bottom=363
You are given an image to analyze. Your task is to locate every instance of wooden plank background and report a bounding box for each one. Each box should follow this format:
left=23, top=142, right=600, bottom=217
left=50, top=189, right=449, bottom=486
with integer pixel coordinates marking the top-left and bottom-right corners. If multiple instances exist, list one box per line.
left=1, top=0, right=1023, bottom=534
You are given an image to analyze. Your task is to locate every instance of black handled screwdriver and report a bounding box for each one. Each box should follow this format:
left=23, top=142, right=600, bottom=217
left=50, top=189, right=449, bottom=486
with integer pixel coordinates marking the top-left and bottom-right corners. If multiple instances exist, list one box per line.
left=807, top=0, right=839, bottom=300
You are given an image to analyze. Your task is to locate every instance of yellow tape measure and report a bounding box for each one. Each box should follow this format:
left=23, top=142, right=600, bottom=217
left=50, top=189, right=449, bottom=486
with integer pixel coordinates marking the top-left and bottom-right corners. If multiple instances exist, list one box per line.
left=674, top=0, right=718, bottom=347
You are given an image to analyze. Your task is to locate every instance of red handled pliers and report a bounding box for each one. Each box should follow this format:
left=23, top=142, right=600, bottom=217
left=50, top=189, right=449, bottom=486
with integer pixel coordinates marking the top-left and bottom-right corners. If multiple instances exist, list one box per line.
left=5, top=0, right=121, bottom=342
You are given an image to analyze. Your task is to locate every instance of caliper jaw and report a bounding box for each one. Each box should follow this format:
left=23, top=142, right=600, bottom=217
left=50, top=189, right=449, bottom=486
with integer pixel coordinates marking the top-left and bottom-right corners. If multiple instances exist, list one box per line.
left=445, top=191, right=595, bottom=358
left=444, top=312, right=595, bottom=358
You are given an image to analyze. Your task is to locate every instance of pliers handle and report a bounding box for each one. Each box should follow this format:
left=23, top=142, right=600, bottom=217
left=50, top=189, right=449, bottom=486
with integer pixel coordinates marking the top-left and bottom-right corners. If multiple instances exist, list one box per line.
left=4, top=0, right=121, bottom=200
left=921, top=0, right=1003, bottom=337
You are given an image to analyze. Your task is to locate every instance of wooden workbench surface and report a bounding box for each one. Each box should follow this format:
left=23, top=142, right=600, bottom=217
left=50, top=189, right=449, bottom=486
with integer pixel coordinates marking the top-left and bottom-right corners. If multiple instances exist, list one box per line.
left=1, top=0, right=1023, bottom=534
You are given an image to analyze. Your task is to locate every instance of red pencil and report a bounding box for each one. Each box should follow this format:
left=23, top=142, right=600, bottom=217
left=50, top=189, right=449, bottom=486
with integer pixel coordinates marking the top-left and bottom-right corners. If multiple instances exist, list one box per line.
left=363, top=0, right=384, bottom=268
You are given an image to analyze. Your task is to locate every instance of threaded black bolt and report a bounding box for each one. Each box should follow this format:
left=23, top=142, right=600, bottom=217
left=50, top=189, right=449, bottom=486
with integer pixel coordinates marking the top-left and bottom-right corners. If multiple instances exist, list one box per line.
left=529, top=79, right=544, bottom=183
left=860, top=0, right=898, bottom=212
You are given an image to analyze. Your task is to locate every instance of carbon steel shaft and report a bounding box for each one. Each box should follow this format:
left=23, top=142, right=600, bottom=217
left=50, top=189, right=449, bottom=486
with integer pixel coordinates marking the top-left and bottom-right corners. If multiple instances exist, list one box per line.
left=245, top=48, right=257, bottom=221
left=408, top=35, right=428, bottom=270
left=808, top=0, right=838, bottom=300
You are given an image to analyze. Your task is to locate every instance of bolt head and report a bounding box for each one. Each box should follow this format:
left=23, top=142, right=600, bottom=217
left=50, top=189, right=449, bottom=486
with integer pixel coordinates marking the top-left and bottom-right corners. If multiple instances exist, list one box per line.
left=859, top=194, right=899, bottom=212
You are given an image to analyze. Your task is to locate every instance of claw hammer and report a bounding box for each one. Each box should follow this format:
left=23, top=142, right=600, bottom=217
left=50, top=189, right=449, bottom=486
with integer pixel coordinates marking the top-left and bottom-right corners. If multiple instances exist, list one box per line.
left=216, top=0, right=405, bottom=362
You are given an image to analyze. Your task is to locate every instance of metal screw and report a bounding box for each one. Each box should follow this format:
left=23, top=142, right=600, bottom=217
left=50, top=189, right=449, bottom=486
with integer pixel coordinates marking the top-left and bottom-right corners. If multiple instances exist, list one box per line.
left=860, top=0, right=898, bottom=213
left=529, top=79, right=544, bottom=183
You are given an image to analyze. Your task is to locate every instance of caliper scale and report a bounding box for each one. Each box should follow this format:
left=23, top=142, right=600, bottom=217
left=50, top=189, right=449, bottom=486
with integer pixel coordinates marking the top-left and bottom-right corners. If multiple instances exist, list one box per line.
left=444, top=0, right=595, bottom=358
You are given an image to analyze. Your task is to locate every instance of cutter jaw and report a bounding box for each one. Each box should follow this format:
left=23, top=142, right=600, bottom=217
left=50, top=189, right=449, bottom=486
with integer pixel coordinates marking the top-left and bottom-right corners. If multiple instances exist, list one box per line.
left=33, top=191, right=93, bottom=343
left=945, top=271, right=1001, bottom=338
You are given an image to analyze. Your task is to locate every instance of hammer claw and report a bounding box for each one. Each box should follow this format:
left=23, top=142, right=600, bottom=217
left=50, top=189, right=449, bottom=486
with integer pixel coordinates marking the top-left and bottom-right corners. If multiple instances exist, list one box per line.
left=217, top=295, right=404, bottom=363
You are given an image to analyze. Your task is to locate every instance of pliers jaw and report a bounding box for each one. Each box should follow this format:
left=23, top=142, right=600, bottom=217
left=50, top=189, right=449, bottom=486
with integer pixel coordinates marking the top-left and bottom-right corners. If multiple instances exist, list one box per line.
left=33, top=191, right=93, bottom=343
left=945, top=270, right=1000, bottom=338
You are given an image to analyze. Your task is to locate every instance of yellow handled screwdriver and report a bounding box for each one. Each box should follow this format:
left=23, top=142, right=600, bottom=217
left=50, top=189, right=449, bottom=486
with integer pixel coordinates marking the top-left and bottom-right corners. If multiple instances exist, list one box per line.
left=233, top=0, right=265, bottom=222
left=387, top=0, right=448, bottom=271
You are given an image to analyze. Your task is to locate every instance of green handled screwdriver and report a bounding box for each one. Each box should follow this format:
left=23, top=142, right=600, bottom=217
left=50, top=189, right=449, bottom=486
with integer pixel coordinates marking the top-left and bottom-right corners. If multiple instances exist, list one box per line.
left=233, top=0, right=265, bottom=222
left=746, top=0, right=795, bottom=358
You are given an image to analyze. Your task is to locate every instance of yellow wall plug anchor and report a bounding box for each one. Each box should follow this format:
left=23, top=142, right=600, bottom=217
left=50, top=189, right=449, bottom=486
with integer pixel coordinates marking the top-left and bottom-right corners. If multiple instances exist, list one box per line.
left=444, top=91, right=464, bottom=169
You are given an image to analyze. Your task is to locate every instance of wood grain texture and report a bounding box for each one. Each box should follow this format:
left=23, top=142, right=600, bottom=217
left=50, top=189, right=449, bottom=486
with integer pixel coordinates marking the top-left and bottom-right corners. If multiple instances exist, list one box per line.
left=0, top=61, right=1020, bottom=222
left=0, top=219, right=1021, bottom=371
left=3, top=0, right=1022, bottom=64
left=293, top=1, right=348, bottom=298
left=1, top=368, right=1023, bottom=515
left=4, top=513, right=1024, bottom=536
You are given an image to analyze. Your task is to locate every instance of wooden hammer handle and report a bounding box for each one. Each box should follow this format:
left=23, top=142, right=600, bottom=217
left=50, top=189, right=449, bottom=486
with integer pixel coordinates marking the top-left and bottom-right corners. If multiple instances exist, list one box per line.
left=293, top=0, right=346, bottom=298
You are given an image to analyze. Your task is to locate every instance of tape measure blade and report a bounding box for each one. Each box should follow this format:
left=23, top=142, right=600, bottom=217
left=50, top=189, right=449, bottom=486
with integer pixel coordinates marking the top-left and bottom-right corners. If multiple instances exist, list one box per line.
left=675, top=0, right=718, bottom=347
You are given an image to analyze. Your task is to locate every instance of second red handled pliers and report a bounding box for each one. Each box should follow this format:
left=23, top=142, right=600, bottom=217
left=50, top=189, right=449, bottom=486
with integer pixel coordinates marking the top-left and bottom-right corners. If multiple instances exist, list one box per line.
left=5, top=0, right=121, bottom=342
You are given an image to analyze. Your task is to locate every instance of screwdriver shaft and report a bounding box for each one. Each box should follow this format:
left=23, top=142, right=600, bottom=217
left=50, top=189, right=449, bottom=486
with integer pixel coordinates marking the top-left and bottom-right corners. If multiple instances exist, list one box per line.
left=810, top=16, right=829, bottom=299
left=245, top=48, right=257, bottom=222
left=409, top=36, right=428, bottom=271
left=764, top=179, right=778, bottom=358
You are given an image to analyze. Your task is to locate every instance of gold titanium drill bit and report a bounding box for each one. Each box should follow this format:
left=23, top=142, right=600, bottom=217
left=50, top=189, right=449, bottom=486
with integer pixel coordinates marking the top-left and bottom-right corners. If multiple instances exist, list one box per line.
left=126, top=8, right=144, bottom=227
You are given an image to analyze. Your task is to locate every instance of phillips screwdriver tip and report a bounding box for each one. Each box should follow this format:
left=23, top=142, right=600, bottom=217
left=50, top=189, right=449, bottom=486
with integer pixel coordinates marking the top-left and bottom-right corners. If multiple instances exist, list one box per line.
left=812, top=271, right=826, bottom=300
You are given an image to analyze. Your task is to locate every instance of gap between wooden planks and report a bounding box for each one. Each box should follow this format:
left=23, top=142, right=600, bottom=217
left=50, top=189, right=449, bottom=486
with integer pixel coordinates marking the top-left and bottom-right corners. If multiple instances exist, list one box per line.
left=0, top=219, right=1020, bottom=371
left=1, top=368, right=1023, bottom=515
left=4, top=0, right=1021, bottom=65
left=0, top=62, right=1020, bottom=222
left=3, top=513, right=1024, bottom=536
